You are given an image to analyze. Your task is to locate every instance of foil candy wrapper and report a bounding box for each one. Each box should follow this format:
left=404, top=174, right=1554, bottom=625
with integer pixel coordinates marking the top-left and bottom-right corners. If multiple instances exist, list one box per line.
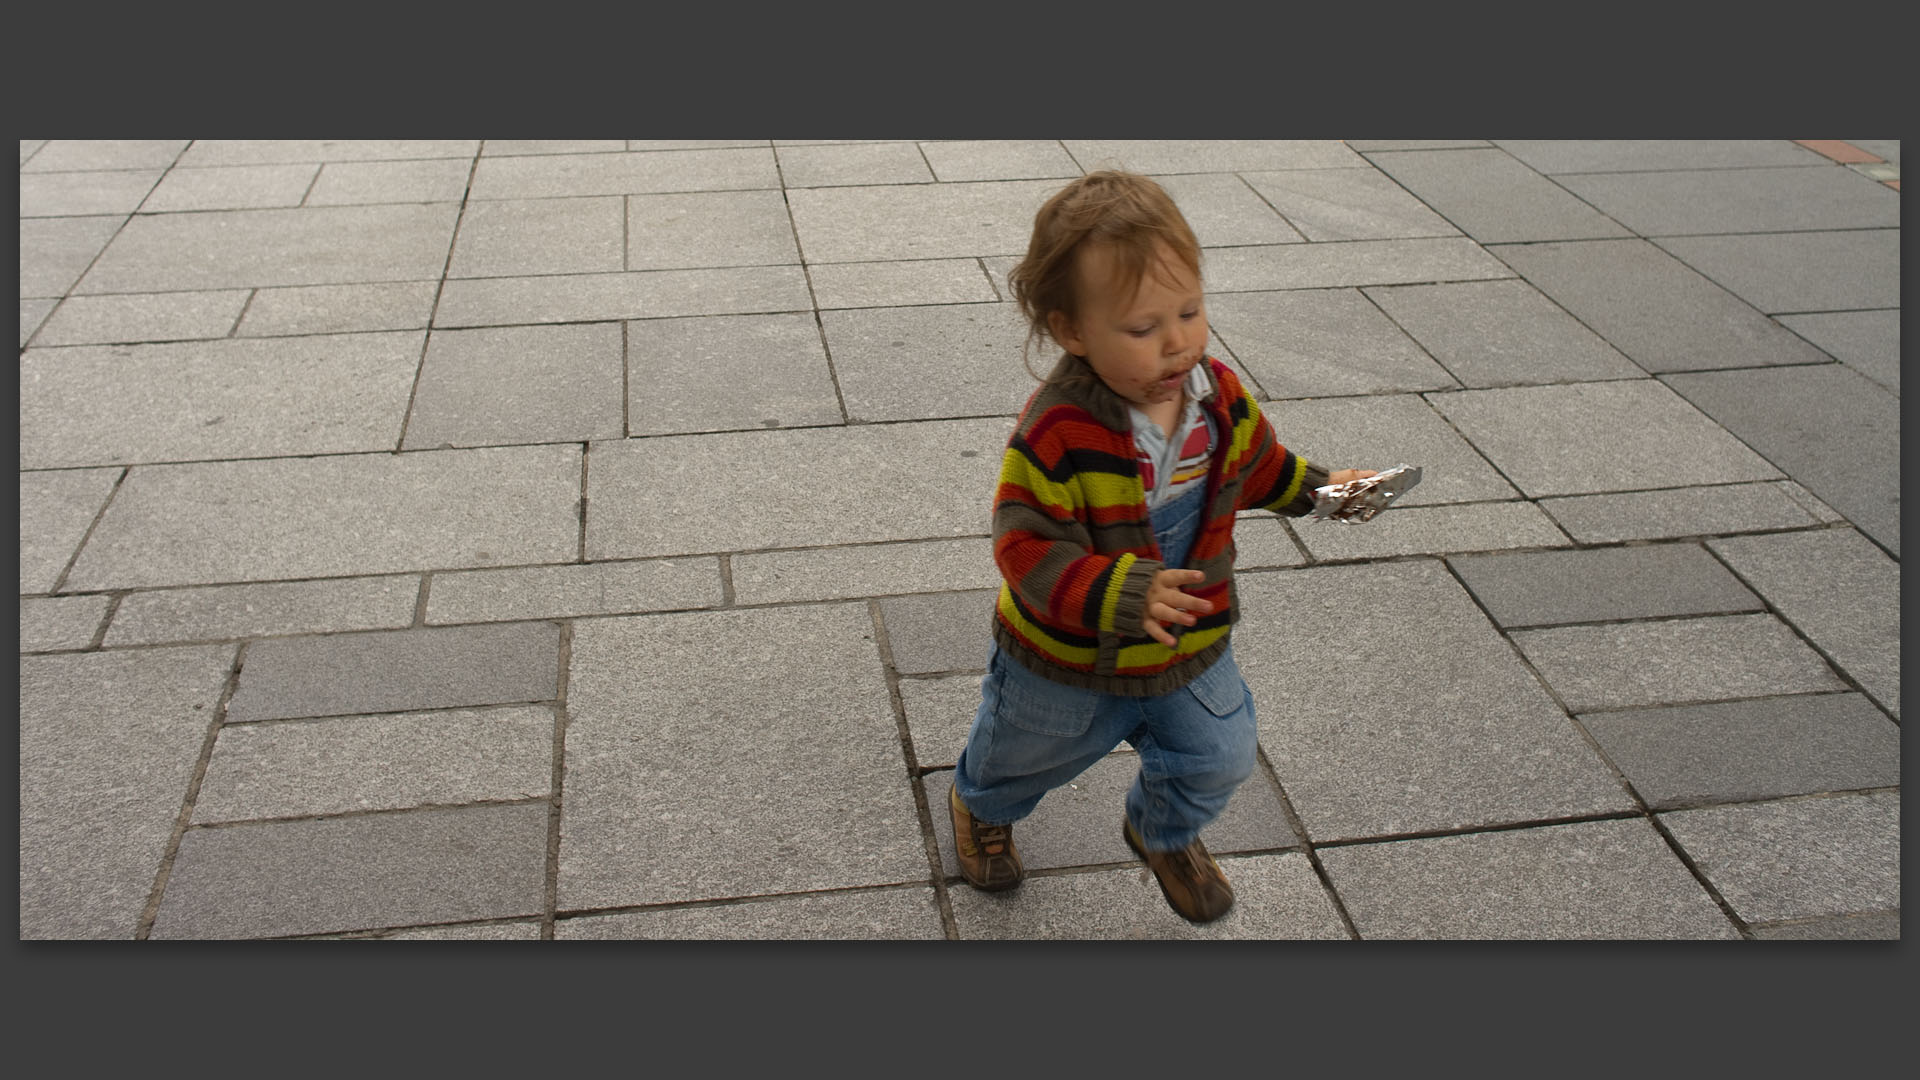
left=1309, top=464, right=1423, bottom=523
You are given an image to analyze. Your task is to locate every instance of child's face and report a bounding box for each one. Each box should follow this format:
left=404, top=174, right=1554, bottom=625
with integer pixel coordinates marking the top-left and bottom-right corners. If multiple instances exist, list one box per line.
left=1047, top=242, right=1208, bottom=410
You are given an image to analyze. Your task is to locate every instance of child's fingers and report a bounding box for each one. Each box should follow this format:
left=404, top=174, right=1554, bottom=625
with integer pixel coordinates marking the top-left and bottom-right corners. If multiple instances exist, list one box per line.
left=1144, top=618, right=1178, bottom=648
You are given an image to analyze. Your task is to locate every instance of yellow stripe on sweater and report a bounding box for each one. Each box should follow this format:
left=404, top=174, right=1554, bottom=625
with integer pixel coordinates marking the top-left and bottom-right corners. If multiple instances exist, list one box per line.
left=1116, top=622, right=1228, bottom=671
left=1098, top=552, right=1135, bottom=633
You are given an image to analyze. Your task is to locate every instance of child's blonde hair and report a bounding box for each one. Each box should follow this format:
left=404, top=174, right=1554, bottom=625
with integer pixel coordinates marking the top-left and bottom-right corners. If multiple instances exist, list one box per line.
left=1007, top=170, right=1203, bottom=382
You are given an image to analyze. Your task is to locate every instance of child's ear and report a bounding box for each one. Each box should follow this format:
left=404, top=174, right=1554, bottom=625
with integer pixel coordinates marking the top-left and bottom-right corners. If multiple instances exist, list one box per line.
left=1047, top=310, right=1085, bottom=357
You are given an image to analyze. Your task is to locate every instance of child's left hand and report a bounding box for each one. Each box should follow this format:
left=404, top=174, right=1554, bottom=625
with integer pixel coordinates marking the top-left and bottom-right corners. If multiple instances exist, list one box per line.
left=1326, top=468, right=1378, bottom=485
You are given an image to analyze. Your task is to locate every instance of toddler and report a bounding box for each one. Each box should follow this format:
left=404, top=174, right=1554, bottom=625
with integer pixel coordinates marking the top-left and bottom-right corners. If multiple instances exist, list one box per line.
left=951, top=170, right=1376, bottom=923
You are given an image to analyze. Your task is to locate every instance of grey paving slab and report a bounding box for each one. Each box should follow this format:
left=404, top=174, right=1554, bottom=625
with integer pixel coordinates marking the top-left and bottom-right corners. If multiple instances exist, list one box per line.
left=433, top=265, right=813, bottom=326
left=627, top=311, right=841, bottom=435
left=19, top=466, right=120, bottom=594
left=1234, top=561, right=1633, bottom=842
left=1367, top=148, right=1634, bottom=243
left=403, top=321, right=624, bottom=448
left=306, top=158, right=473, bottom=205
left=558, top=604, right=926, bottom=908
left=193, top=705, right=554, bottom=823
left=20, top=169, right=164, bottom=217
left=1662, top=364, right=1899, bottom=556
left=556, top=888, right=946, bottom=940
left=1345, top=140, right=1491, bottom=151
left=1364, top=279, right=1646, bottom=388
left=20, top=139, right=46, bottom=164
left=1240, top=167, right=1461, bottom=241
left=1258, top=394, right=1519, bottom=506
left=1231, top=513, right=1308, bottom=570
left=1062, top=140, right=1364, bottom=174
left=104, top=575, right=420, bottom=646
left=149, top=802, right=548, bottom=939
left=484, top=140, right=627, bottom=156
left=65, top=443, right=582, bottom=590
left=20, top=214, right=126, bottom=297
left=176, top=140, right=478, bottom=167
left=1450, top=543, right=1761, bottom=627
left=1427, top=380, right=1783, bottom=498
left=919, top=140, right=1080, bottom=183
left=1538, top=481, right=1838, bottom=544
left=776, top=141, right=933, bottom=187
left=20, top=331, right=423, bottom=468
left=1207, top=287, right=1460, bottom=398
left=821, top=302, right=1039, bottom=422
left=74, top=204, right=461, bottom=293
left=1750, top=912, right=1900, bottom=940
left=225, top=621, right=562, bottom=723
left=626, top=189, right=801, bottom=271
left=447, top=196, right=624, bottom=278
left=425, top=558, right=723, bottom=624
left=787, top=179, right=1061, bottom=262
left=29, top=288, right=249, bottom=345
left=1778, top=309, right=1899, bottom=395
left=138, top=163, right=319, bottom=213
left=374, top=920, right=545, bottom=940
left=1652, top=229, right=1900, bottom=314
left=1201, top=237, right=1515, bottom=293
left=879, top=589, right=996, bottom=675
left=235, top=281, right=438, bottom=337
left=629, top=140, right=772, bottom=151
left=730, top=537, right=998, bottom=606
left=900, top=673, right=984, bottom=769
left=20, top=644, right=234, bottom=938
left=1511, top=613, right=1849, bottom=714
left=1709, top=529, right=1900, bottom=716
left=20, top=297, right=56, bottom=345
left=1659, top=792, right=1900, bottom=924
left=1319, top=820, right=1739, bottom=939
left=584, top=417, right=1010, bottom=559
left=22, top=139, right=187, bottom=171
left=808, top=258, right=998, bottom=309
left=1559, top=166, right=1899, bottom=236
left=1490, top=238, right=1831, bottom=373
left=1293, top=501, right=1570, bottom=561
left=19, top=594, right=111, bottom=652
left=948, top=853, right=1349, bottom=940
left=1580, top=693, right=1900, bottom=809
left=467, top=147, right=779, bottom=199
left=1493, top=140, right=1826, bottom=174
left=1150, top=173, right=1305, bottom=246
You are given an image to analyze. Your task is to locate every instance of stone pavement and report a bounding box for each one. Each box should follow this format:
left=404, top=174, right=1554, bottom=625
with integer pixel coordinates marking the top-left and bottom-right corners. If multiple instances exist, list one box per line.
left=18, top=139, right=1900, bottom=940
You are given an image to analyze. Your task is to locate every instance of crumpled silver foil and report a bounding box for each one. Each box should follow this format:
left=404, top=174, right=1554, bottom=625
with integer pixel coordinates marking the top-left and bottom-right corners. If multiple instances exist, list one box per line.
left=1309, top=464, right=1423, bottom=523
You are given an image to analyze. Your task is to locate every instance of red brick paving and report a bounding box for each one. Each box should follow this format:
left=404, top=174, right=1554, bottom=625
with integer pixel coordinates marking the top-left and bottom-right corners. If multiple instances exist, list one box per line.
left=1795, top=140, right=1884, bottom=164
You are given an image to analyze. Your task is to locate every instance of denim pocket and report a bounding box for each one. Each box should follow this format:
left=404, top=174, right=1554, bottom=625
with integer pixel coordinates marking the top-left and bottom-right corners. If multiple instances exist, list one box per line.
left=992, top=652, right=1100, bottom=738
left=1185, top=651, right=1250, bottom=718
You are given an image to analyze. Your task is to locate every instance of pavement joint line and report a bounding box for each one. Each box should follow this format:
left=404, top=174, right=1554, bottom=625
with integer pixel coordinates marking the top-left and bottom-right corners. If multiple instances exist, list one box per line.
left=551, top=879, right=941, bottom=923
left=1307, top=809, right=1652, bottom=851
left=1643, top=808, right=1755, bottom=938
left=135, top=639, right=244, bottom=940
left=1251, top=742, right=1364, bottom=939
left=216, top=699, right=564, bottom=728
left=180, top=795, right=555, bottom=832
left=542, top=623, right=575, bottom=941
left=866, top=596, right=963, bottom=939
left=46, top=465, right=128, bottom=596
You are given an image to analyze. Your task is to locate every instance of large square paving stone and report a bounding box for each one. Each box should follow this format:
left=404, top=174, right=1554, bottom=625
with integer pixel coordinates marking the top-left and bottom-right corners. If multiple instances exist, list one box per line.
left=30, top=288, right=250, bottom=346
left=1201, top=238, right=1513, bottom=293
left=1658, top=792, right=1899, bottom=924
left=140, top=163, right=320, bottom=213
left=878, top=589, right=996, bottom=675
left=1366, top=148, right=1633, bottom=243
left=1556, top=166, right=1899, bottom=236
left=556, top=887, right=946, bottom=940
left=1427, top=380, right=1782, bottom=498
left=1449, top=543, right=1760, bottom=628
left=1292, top=501, right=1569, bottom=562
left=446, top=196, right=625, bottom=278
left=1062, top=140, right=1363, bottom=174
left=1511, top=613, right=1848, bottom=713
left=21, top=645, right=236, bottom=938
left=433, top=265, right=813, bottom=326
left=626, top=189, right=801, bottom=270
left=788, top=179, right=1060, bottom=262
left=467, top=147, right=778, bottom=199
left=20, top=168, right=164, bottom=217
left=1207, top=288, right=1460, bottom=398
left=65, top=443, right=582, bottom=590
left=1363, top=279, right=1646, bottom=388
left=105, top=574, right=421, bottom=646
left=1538, top=481, right=1838, bottom=544
left=1233, top=561, right=1633, bottom=842
left=19, top=466, right=121, bottom=593
left=558, top=604, right=927, bottom=909
left=403, top=322, right=624, bottom=449
left=1258, top=394, right=1518, bottom=506
left=1239, top=167, right=1460, bottom=242
left=626, top=312, right=840, bottom=436
left=1653, top=229, right=1899, bottom=313
left=821, top=302, right=1039, bottom=422
left=20, top=215, right=127, bottom=297
left=1319, top=819, right=1738, bottom=939
left=919, top=139, right=1081, bottom=183
left=1149, top=173, right=1304, bottom=246
left=1778, top=310, right=1899, bottom=395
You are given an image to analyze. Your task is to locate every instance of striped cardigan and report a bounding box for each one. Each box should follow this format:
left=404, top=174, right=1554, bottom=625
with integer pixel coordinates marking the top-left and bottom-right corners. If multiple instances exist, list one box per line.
left=990, top=352, right=1327, bottom=696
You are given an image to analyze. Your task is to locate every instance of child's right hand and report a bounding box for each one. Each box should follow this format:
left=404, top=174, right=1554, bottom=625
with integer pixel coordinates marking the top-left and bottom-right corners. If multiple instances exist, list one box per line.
left=1142, top=568, right=1212, bottom=648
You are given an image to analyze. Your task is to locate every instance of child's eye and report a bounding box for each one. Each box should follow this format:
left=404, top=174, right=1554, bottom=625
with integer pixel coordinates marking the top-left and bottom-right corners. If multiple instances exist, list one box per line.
left=1128, top=327, right=1152, bottom=338
left=1181, top=310, right=1199, bottom=320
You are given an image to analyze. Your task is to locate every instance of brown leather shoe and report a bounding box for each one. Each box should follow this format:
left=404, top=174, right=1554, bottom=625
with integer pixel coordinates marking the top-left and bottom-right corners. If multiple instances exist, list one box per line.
left=950, top=786, right=1024, bottom=892
left=1124, top=819, right=1234, bottom=923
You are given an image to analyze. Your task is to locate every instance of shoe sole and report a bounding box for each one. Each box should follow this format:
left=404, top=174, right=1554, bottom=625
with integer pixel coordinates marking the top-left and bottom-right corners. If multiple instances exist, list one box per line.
left=1123, top=821, right=1232, bottom=924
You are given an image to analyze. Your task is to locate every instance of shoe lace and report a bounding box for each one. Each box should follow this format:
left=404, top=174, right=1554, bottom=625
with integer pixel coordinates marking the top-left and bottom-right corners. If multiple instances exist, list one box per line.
left=974, top=821, right=1011, bottom=856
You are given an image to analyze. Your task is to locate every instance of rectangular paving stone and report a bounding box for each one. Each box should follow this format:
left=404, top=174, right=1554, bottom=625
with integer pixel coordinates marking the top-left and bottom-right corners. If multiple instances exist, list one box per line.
left=1490, top=238, right=1831, bottom=372
left=627, top=311, right=842, bottom=435
left=808, top=258, right=998, bottom=309
left=23, top=139, right=187, bottom=171
left=879, top=589, right=996, bottom=675
left=1450, top=543, right=1760, bottom=627
left=1258, top=394, right=1520, bottom=506
left=1778, top=309, right=1899, bottom=395
left=1231, top=514, right=1308, bottom=570
left=225, top=621, right=561, bottom=722
left=424, top=558, right=722, bottom=624
left=1293, top=501, right=1571, bottom=561
left=1559, top=166, right=1898, bottom=236
left=1344, top=140, right=1490, bottom=151
left=1511, top=613, right=1848, bottom=713
left=21, top=297, right=56, bottom=345
left=919, top=139, right=1080, bottom=183
left=20, top=214, right=126, bottom=297
left=1377, top=147, right=1639, bottom=243
left=1709, top=528, right=1899, bottom=716
left=447, top=196, right=625, bottom=278
left=1658, top=792, right=1899, bottom=924
left=1662, top=364, right=1899, bottom=555
left=1150, top=173, right=1305, bottom=246
left=1363, top=279, right=1646, bottom=388
left=75, top=204, right=460, bottom=293
left=1427, top=380, right=1782, bottom=498
left=1201, top=237, right=1515, bottom=293
left=104, top=575, right=420, bottom=646
left=403, top=321, right=624, bottom=448
left=19, top=594, right=111, bottom=652
left=193, top=705, right=554, bottom=823
left=1208, top=287, right=1460, bottom=398
left=1234, top=561, right=1633, bottom=842
left=559, top=604, right=927, bottom=908
left=235, top=281, right=438, bottom=337
left=19, top=465, right=121, bottom=593
left=777, top=141, right=933, bottom=187
left=1319, top=820, right=1738, bottom=939
left=1538, top=481, right=1837, bottom=544
left=20, top=331, right=424, bottom=469
left=66, top=443, right=582, bottom=590
left=20, top=169, right=164, bottom=216
left=20, top=645, right=235, bottom=938
left=556, top=887, right=946, bottom=940
left=1493, top=139, right=1825, bottom=174
left=949, top=853, right=1349, bottom=940
left=1652, top=229, right=1899, bottom=313
left=177, top=140, right=478, bottom=167
left=626, top=189, right=800, bottom=270
left=631, top=140, right=773, bottom=150
left=1063, top=140, right=1364, bottom=174
left=20, top=138, right=46, bottom=163
left=467, top=147, right=779, bottom=199
left=485, top=140, right=629, bottom=156
left=29, top=289, right=250, bottom=346
left=370, top=920, right=545, bottom=940
left=788, top=179, right=1062, bottom=262
left=1240, top=167, right=1461, bottom=241
left=900, top=673, right=985, bottom=768
left=585, top=417, right=1010, bottom=559
left=305, top=158, right=474, bottom=205
left=730, top=537, right=997, bottom=606
left=822, top=302, right=1040, bottom=422
left=139, top=163, right=319, bottom=212
left=433, top=265, right=812, bottom=326
left=149, top=802, right=548, bottom=939
left=1749, top=912, right=1901, bottom=940
left=1581, top=693, right=1899, bottom=809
